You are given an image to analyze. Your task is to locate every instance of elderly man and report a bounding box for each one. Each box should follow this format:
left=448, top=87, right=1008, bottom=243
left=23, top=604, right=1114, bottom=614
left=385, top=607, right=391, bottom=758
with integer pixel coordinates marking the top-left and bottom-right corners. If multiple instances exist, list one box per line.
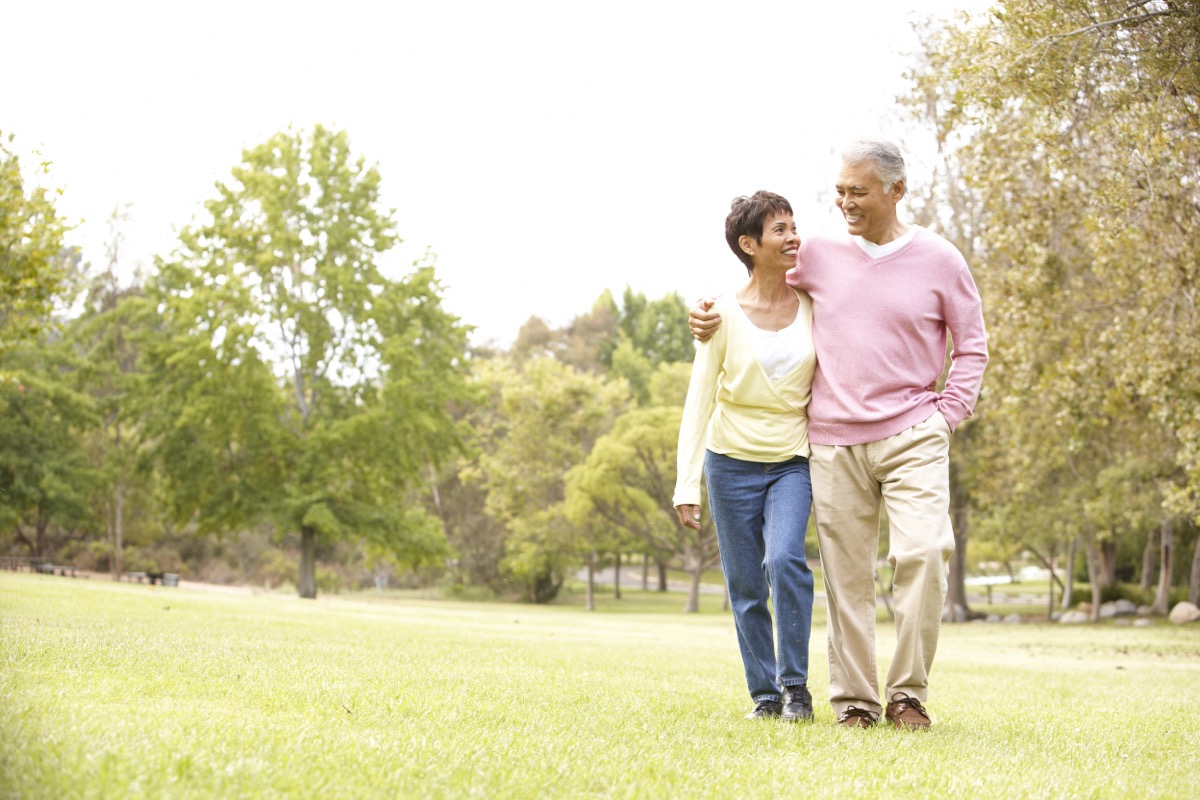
left=689, top=139, right=988, bottom=729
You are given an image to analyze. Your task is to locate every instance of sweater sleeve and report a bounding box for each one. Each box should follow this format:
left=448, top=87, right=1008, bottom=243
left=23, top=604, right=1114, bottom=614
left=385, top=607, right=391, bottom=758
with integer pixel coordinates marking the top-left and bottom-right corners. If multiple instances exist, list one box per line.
left=937, top=261, right=989, bottom=431
left=673, top=316, right=727, bottom=507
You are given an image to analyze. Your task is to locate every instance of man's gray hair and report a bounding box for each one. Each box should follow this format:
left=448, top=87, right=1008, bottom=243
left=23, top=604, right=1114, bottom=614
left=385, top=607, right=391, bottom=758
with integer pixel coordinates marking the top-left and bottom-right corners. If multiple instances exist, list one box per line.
left=842, top=139, right=906, bottom=194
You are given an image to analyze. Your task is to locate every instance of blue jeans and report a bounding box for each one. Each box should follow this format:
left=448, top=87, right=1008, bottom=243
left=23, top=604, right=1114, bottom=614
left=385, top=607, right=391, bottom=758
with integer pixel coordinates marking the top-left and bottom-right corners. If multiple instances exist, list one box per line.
left=705, top=451, right=814, bottom=703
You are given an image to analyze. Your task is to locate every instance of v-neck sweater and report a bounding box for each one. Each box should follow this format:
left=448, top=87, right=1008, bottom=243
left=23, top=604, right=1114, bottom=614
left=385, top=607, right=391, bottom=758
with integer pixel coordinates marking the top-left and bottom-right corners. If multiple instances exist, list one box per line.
left=785, top=226, right=988, bottom=446
left=673, top=290, right=815, bottom=508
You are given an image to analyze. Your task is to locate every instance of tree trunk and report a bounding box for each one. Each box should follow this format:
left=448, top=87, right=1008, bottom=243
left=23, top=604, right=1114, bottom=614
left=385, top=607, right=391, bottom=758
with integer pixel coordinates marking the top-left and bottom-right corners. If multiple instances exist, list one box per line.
left=656, top=559, right=668, bottom=592
left=641, top=553, right=649, bottom=590
left=942, top=454, right=973, bottom=621
left=299, top=525, right=318, bottom=599
left=586, top=551, right=596, bottom=611
left=1085, top=536, right=1103, bottom=621
left=1140, top=526, right=1159, bottom=590
left=113, top=479, right=124, bottom=580
left=612, top=553, right=621, bottom=600
left=1153, top=516, right=1173, bottom=615
left=684, top=557, right=701, bottom=613
left=1099, top=539, right=1118, bottom=588
left=1044, top=542, right=1057, bottom=620
left=1189, top=536, right=1200, bottom=606
left=1063, top=536, right=1078, bottom=610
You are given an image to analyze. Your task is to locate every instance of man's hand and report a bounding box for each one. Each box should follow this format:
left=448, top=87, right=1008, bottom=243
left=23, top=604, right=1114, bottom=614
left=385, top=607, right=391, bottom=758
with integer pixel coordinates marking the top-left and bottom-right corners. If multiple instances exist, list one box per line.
left=689, top=297, right=722, bottom=342
left=676, top=504, right=702, bottom=531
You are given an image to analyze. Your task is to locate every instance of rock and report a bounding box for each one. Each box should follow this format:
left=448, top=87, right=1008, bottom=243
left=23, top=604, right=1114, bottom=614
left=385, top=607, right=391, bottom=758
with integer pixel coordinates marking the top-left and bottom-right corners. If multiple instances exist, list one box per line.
left=1168, top=601, right=1200, bottom=625
left=944, top=603, right=969, bottom=623
left=1137, top=605, right=1154, bottom=617
left=1100, top=599, right=1137, bottom=618
left=1059, top=609, right=1091, bottom=624
left=1133, top=618, right=1153, bottom=627
left=986, top=614, right=1002, bottom=624
left=1003, top=613, right=1022, bottom=624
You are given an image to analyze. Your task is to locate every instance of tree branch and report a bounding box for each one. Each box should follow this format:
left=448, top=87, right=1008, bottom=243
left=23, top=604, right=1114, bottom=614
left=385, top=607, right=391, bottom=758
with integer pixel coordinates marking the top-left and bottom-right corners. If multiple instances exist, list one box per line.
left=1037, top=7, right=1177, bottom=46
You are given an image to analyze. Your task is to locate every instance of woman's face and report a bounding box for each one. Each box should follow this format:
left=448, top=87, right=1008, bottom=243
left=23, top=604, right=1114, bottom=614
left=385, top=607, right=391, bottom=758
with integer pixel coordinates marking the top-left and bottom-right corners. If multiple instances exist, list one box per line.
left=745, top=212, right=799, bottom=272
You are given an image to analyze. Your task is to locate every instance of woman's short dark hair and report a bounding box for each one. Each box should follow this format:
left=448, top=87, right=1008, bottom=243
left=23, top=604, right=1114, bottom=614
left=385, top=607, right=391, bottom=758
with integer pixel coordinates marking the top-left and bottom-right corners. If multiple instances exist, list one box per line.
left=725, top=191, right=793, bottom=273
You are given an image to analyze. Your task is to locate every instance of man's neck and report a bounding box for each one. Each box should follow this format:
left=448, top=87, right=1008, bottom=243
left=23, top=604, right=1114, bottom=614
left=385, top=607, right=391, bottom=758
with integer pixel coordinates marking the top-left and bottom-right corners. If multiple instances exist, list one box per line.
left=864, top=220, right=911, bottom=246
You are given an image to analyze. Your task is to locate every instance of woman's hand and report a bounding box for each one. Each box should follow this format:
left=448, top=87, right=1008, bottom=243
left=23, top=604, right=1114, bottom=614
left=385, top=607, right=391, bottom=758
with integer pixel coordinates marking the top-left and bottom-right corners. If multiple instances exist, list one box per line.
left=676, top=504, right=703, bottom=531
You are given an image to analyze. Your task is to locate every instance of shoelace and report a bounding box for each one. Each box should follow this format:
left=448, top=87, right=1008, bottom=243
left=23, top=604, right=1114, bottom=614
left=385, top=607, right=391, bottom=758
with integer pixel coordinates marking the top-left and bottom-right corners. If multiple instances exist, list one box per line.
left=841, top=706, right=876, bottom=723
left=889, top=695, right=930, bottom=720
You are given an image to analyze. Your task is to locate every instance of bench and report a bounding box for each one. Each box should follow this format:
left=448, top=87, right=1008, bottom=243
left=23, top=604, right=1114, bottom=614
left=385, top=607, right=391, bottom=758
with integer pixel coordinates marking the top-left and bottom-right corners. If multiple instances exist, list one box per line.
left=122, top=571, right=179, bottom=587
left=34, top=563, right=79, bottom=577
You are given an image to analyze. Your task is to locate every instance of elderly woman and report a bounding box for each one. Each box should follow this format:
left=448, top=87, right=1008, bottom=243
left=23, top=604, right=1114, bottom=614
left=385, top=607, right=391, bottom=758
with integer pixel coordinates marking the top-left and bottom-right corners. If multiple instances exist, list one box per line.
left=673, top=191, right=817, bottom=721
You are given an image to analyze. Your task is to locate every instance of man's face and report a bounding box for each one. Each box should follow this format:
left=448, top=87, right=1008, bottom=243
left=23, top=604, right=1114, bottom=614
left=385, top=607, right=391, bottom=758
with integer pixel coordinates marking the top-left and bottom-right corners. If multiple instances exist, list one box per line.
left=835, top=160, right=903, bottom=245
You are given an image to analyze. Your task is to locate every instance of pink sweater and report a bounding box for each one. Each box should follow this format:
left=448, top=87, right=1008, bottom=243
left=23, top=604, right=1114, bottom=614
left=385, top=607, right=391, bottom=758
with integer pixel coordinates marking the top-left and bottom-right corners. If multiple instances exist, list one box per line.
left=785, top=227, right=988, bottom=446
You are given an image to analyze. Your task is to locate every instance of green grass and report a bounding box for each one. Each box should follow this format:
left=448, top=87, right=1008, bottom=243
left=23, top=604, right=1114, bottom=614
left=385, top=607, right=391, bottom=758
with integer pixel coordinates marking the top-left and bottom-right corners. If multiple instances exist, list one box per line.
left=3, top=574, right=1198, bottom=799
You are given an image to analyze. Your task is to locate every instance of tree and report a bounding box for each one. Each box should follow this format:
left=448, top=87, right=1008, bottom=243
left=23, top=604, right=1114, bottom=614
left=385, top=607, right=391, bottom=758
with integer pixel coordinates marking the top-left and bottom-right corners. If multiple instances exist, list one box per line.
left=66, top=207, right=162, bottom=578
left=906, top=0, right=1200, bottom=612
left=473, top=357, right=630, bottom=602
left=0, top=349, right=100, bottom=559
left=143, top=125, right=472, bottom=598
left=0, top=131, right=75, bottom=358
left=565, top=399, right=720, bottom=613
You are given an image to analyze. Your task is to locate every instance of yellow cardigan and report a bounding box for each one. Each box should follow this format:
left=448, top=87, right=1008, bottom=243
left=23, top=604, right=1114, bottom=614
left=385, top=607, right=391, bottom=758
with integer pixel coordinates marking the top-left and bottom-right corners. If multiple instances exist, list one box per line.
left=672, top=290, right=816, bottom=508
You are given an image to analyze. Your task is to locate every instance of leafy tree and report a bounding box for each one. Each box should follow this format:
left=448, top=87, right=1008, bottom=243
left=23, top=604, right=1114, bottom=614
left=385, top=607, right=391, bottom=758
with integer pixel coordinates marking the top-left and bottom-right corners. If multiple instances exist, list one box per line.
left=473, top=357, right=630, bottom=602
left=0, top=349, right=100, bottom=559
left=906, top=0, right=1200, bottom=611
left=615, top=288, right=695, bottom=366
left=142, top=125, right=472, bottom=598
left=0, top=131, right=75, bottom=358
left=565, top=396, right=720, bottom=613
left=65, top=208, right=163, bottom=578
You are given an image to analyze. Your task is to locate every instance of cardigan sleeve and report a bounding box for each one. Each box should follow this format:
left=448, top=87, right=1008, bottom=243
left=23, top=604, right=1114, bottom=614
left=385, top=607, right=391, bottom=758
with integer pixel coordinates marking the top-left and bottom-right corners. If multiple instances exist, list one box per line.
left=672, top=313, right=727, bottom=507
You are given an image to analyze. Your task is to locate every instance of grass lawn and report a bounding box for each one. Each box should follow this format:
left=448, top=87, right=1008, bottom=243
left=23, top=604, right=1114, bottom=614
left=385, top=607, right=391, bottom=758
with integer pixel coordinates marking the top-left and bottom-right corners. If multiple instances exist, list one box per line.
left=2, top=573, right=1198, bottom=799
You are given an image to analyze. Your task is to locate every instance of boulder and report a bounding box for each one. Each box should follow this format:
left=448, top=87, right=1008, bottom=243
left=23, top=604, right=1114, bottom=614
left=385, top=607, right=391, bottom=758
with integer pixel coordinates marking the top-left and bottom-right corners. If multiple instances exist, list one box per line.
left=1168, top=601, right=1200, bottom=625
left=1003, top=613, right=1022, bottom=624
left=1059, top=609, right=1090, bottom=624
left=942, top=603, right=970, bottom=623
left=1099, top=599, right=1138, bottom=619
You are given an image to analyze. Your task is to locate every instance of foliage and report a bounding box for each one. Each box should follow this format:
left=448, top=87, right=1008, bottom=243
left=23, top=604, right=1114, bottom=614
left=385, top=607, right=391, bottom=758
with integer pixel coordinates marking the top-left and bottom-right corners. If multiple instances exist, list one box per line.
left=565, top=396, right=720, bottom=612
left=140, top=125, right=472, bottom=597
left=0, top=348, right=100, bottom=558
left=0, top=131, right=75, bottom=358
left=906, top=0, right=1200, bottom=599
left=470, top=357, right=630, bottom=602
left=64, top=210, right=165, bottom=576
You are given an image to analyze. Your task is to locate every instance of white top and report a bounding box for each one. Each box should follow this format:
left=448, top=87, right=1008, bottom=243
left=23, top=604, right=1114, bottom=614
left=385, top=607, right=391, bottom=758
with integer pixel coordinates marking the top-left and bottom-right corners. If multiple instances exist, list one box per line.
left=853, top=226, right=918, bottom=258
left=747, top=314, right=809, bottom=383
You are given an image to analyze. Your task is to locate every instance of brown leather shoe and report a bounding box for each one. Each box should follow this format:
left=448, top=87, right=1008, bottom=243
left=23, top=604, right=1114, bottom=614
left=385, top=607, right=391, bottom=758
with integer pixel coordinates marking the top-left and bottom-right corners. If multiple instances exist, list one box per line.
left=885, top=692, right=931, bottom=730
left=837, top=706, right=877, bottom=728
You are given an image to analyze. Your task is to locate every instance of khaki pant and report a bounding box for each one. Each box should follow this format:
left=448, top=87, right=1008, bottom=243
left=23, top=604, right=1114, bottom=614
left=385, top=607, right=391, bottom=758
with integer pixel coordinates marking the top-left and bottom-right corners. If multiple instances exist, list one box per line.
left=810, top=411, right=954, bottom=717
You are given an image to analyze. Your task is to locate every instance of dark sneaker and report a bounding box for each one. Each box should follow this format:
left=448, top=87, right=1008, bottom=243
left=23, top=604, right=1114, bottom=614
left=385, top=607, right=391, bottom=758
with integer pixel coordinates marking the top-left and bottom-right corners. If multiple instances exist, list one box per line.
left=781, top=684, right=813, bottom=722
left=885, top=692, right=931, bottom=730
left=745, top=699, right=783, bottom=719
left=837, top=706, right=878, bottom=728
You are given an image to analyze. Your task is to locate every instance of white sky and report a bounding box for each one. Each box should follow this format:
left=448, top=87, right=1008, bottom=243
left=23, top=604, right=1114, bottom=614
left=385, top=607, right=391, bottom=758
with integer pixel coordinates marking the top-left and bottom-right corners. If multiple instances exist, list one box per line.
left=6, top=0, right=981, bottom=347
